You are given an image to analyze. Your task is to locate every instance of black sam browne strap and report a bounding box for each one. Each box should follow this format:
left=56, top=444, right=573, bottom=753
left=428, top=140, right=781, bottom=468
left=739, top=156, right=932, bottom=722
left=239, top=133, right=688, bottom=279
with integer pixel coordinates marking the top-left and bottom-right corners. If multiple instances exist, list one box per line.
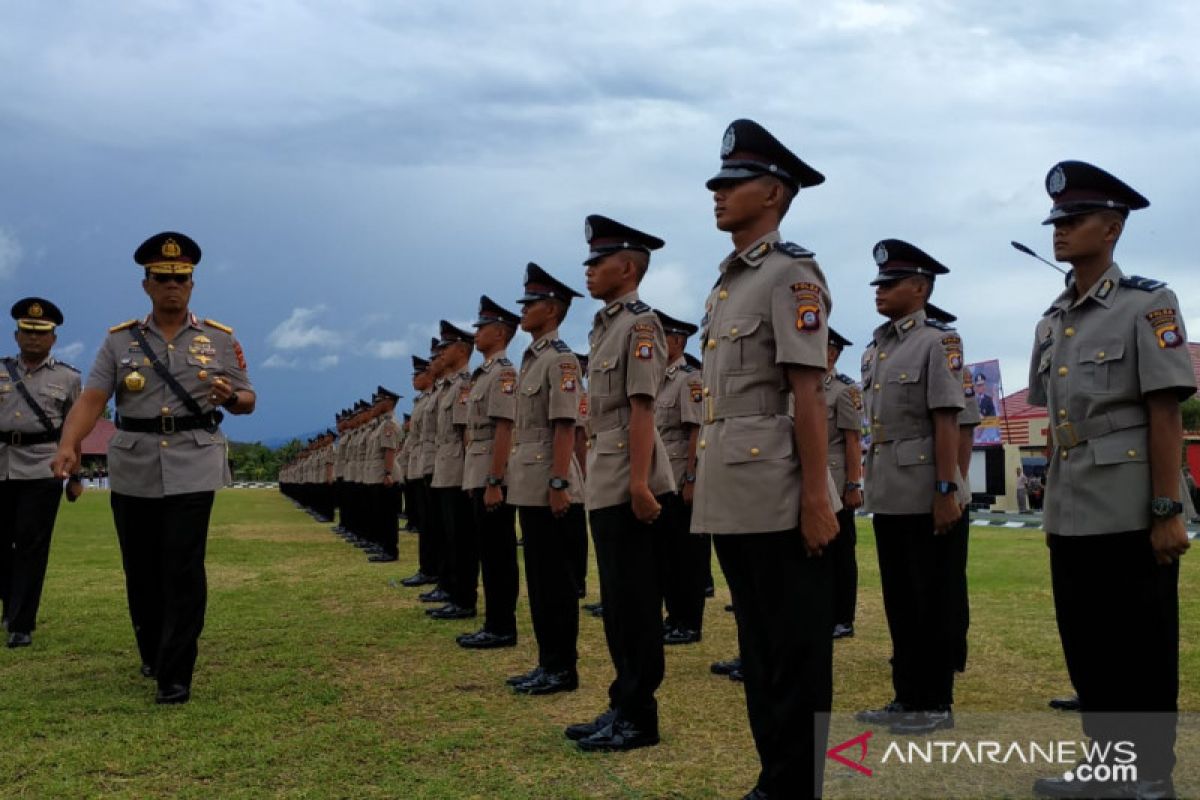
left=2, top=357, right=55, bottom=434
left=126, top=325, right=210, bottom=421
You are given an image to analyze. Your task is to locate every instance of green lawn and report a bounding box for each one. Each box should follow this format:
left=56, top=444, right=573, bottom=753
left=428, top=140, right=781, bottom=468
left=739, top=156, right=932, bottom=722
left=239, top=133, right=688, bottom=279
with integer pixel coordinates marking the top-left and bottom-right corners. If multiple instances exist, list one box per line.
left=1, top=490, right=1196, bottom=799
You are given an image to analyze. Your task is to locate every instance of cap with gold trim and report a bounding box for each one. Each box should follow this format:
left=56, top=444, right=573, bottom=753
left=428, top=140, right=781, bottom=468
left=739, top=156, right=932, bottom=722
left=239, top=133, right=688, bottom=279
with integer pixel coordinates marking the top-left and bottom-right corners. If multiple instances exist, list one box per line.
left=11, top=297, right=63, bottom=331
left=473, top=295, right=520, bottom=328
left=869, top=239, right=950, bottom=286
left=438, top=320, right=475, bottom=347
left=654, top=309, right=698, bottom=338
left=517, top=262, right=583, bottom=305
left=134, top=231, right=201, bottom=274
left=1041, top=160, right=1149, bottom=225
left=706, top=119, right=824, bottom=192
left=583, top=215, right=664, bottom=266
left=828, top=327, right=853, bottom=349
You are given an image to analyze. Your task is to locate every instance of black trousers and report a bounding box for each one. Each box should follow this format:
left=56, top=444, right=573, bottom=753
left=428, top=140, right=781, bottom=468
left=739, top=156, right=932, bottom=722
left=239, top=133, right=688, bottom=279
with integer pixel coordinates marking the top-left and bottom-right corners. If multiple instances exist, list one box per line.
left=590, top=501, right=671, bottom=728
left=470, top=489, right=518, bottom=636
left=0, top=478, right=64, bottom=634
left=1049, top=530, right=1179, bottom=780
left=437, top=486, right=478, bottom=609
left=111, top=491, right=214, bottom=690
left=873, top=513, right=966, bottom=708
left=659, top=492, right=708, bottom=632
left=570, top=512, right=589, bottom=597
left=402, top=481, right=420, bottom=532
left=518, top=504, right=582, bottom=674
left=372, top=484, right=399, bottom=557
left=715, top=530, right=833, bottom=799
left=422, top=476, right=445, bottom=584
left=830, top=506, right=859, bottom=627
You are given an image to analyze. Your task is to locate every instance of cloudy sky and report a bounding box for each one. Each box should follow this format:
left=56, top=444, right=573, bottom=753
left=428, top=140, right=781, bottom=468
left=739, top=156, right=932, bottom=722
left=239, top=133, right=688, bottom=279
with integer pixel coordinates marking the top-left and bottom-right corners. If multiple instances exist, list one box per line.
left=2, top=0, right=1198, bottom=441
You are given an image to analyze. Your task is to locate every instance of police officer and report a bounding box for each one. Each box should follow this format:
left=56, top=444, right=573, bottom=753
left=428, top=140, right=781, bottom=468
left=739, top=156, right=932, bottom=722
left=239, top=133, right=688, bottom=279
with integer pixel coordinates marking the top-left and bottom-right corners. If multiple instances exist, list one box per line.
left=400, top=356, right=439, bottom=587
left=825, top=327, right=863, bottom=640
left=1027, top=161, right=1192, bottom=799
left=457, top=296, right=521, bottom=649
left=418, top=339, right=452, bottom=605
left=691, top=120, right=840, bottom=800
left=0, top=298, right=82, bottom=647
left=572, top=350, right=591, bottom=603
left=565, top=216, right=675, bottom=753
left=366, top=387, right=402, bottom=563
left=652, top=310, right=706, bottom=646
left=856, top=239, right=966, bottom=736
left=53, top=231, right=256, bottom=704
left=506, top=263, right=586, bottom=696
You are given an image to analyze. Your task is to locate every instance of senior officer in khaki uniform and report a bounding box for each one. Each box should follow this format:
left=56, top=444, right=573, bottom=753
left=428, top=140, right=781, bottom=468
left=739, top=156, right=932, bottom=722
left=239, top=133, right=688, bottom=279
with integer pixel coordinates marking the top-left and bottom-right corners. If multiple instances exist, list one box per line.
left=824, top=327, right=863, bottom=641
left=457, top=296, right=521, bottom=649
left=506, top=263, right=586, bottom=696
left=651, top=310, right=706, bottom=646
left=691, top=119, right=840, bottom=800
left=565, top=216, right=675, bottom=754
left=401, top=356, right=439, bottom=587
left=0, top=298, right=82, bottom=648
left=856, top=240, right=966, bottom=737
left=1026, top=162, right=1193, bottom=800
left=53, top=232, right=255, bottom=705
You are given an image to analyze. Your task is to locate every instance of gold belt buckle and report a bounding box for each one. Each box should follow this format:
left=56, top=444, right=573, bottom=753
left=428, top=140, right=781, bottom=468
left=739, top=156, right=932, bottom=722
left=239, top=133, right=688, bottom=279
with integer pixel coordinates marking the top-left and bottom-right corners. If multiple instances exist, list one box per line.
left=161, top=415, right=176, bottom=435
left=705, top=396, right=714, bottom=424
left=10, top=431, right=21, bottom=446
left=1055, top=421, right=1078, bottom=449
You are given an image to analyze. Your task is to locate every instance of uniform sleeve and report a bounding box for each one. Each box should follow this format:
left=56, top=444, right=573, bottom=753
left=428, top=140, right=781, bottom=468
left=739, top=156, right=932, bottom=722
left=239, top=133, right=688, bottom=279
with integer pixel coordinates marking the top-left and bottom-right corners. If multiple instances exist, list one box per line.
left=547, top=356, right=582, bottom=422
left=626, top=317, right=667, bottom=399
left=84, top=333, right=118, bottom=395
left=680, top=375, right=704, bottom=426
left=957, top=384, right=982, bottom=426
left=379, top=419, right=400, bottom=449
left=487, top=367, right=517, bottom=421
left=771, top=262, right=829, bottom=369
left=1136, top=289, right=1196, bottom=400
left=452, top=379, right=471, bottom=425
left=64, top=369, right=82, bottom=414
left=836, top=384, right=863, bottom=431
left=925, top=332, right=966, bottom=411
left=220, top=333, right=252, bottom=393
left=1027, top=325, right=1048, bottom=407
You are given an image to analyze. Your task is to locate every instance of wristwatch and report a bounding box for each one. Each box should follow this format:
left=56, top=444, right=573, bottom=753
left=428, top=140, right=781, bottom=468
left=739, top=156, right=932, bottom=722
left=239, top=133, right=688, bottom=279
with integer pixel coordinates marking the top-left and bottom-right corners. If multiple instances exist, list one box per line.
left=222, top=391, right=239, bottom=409
left=682, top=471, right=697, bottom=484
left=548, top=477, right=570, bottom=491
left=485, top=475, right=504, bottom=487
left=844, top=481, right=862, bottom=491
left=1150, top=496, right=1184, bottom=519
left=934, top=481, right=958, bottom=496
left=68, top=474, right=83, bottom=483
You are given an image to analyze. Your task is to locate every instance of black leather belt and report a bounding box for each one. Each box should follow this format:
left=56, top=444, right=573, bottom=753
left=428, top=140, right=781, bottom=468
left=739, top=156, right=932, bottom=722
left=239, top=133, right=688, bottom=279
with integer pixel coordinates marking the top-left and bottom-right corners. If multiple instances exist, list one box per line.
left=116, top=411, right=224, bottom=434
left=0, top=428, right=61, bottom=446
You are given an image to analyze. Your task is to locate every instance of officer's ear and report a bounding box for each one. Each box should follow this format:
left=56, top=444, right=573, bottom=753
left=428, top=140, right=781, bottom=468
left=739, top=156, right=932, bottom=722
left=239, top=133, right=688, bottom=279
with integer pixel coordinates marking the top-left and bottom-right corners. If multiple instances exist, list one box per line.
left=1100, top=210, right=1125, bottom=245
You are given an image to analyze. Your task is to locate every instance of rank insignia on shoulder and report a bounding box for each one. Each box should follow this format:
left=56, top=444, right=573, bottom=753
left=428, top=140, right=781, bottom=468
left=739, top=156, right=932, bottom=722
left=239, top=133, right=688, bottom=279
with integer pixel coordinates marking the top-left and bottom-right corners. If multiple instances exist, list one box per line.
left=635, top=339, right=654, bottom=359
left=203, top=318, right=233, bottom=334
left=775, top=241, right=814, bottom=259
left=681, top=363, right=697, bottom=373
left=496, top=357, right=512, bottom=367
left=550, top=339, right=572, bottom=353
left=837, top=374, right=855, bottom=385
left=1121, top=275, right=1166, bottom=292
left=55, top=360, right=80, bottom=373
left=925, top=318, right=952, bottom=331
left=747, top=242, right=772, bottom=261
left=109, top=319, right=138, bottom=333
left=900, top=318, right=917, bottom=332
left=625, top=300, right=651, bottom=314
left=1095, top=279, right=1115, bottom=300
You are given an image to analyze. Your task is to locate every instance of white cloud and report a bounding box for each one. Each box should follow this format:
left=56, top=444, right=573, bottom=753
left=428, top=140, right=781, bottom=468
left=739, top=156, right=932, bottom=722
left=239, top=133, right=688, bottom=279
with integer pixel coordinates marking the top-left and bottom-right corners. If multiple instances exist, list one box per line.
left=366, top=339, right=410, bottom=359
left=314, top=354, right=339, bottom=370
left=54, top=341, right=85, bottom=362
left=0, top=227, right=21, bottom=279
left=262, top=353, right=299, bottom=369
left=267, top=306, right=343, bottom=351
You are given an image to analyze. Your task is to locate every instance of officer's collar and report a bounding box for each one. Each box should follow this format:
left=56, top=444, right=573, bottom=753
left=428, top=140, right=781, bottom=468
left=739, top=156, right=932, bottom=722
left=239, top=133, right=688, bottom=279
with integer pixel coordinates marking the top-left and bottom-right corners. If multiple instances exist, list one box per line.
left=665, top=355, right=687, bottom=377
left=140, top=312, right=202, bottom=337
left=823, top=371, right=834, bottom=387
left=886, top=307, right=927, bottom=340
left=1058, top=262, right=1124, bottom=311
left=721, top=230, right=781, bottom=273
left=528, top=329, right=560, bottom=355
left=598, top=291, right=640, bottom=322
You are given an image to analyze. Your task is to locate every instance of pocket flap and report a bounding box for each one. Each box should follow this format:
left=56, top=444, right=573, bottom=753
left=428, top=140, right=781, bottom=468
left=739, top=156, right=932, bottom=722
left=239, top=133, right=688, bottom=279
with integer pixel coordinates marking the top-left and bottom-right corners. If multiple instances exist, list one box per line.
left=720, top=417, right=792, bottom=465
left=109, top=431, right=137, bottom=450
left=894, top=437, right=933, bottom=467
left=467, top=440, right=492, bottom=455
left=1077, top=341, right=1125, bottom=364
left=717, top=315, right=763, bottom=342
left=889, top=367, right=923, bottom=384
left=1091, top=428, right=1147, bottom=465
left=592, top=428, right=628, bottom=455
left=191, top=430, right=223, bottom=447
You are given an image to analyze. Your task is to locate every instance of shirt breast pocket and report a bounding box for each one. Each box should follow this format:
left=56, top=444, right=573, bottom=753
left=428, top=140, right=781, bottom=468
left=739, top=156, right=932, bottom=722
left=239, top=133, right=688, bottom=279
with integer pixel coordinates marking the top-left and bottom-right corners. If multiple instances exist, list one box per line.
left=591, top=356, right=620, bottom=398
left=717, top=315, right=763, bottom=374
left=887, top=364, right=924, bottom=406
left=39, top=386, right=68, bottom=409
left=1077, top=341, right=1124, bottom=394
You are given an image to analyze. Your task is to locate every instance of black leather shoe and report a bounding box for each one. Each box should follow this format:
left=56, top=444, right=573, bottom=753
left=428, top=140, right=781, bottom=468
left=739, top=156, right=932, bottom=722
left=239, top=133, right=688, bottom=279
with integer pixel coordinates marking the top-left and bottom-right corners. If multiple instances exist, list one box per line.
left=889, top=708, right=954, bottom=735
left=832, top=623, right=855, bottom=639
left=368, top=552, right=398, bottom=562
left=663, top=627, right=702, bottom=645
left=741, top=790, right=769, bottom=800
left=140, top=663, right=156, bottom=679
left=155, top=684, right=191, bottom=705
left=704, top=584, right=715, bottom=598
left=457, top=630, right=516, bottom=649
left=576, top=718, right=659, bottom=752
left=856, top=700, right=911, bottom=725
left=418, top=588, right=450, bottom=603
left=506, top=666, right=542, bottom=687
left=1048, top=694, right=1081, bottom=712
left=728, top=666, right=744, bottom=682
left=400, top=572, right=434, bottom=587
left=514, top=669, right=578, bottom=696
left=5, top=632, right=31, bottom=648
left=588, top=604, right=604, bottom=618
left=710, top=657, right=741, bottom=676
left=565, top=708, right=616, bottom=741
left=724, top=603, right=735, bottom=612
left=581, top=602, right=602, bottom=613
left=429, top=604, right=477, bottom=620
left=1132, top=778, right=1176, bottom=799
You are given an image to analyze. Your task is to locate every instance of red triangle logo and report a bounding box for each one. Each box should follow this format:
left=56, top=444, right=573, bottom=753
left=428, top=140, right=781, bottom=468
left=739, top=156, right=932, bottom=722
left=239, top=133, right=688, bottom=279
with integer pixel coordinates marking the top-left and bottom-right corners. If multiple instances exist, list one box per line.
left=827, top=730, right=873, bottom=776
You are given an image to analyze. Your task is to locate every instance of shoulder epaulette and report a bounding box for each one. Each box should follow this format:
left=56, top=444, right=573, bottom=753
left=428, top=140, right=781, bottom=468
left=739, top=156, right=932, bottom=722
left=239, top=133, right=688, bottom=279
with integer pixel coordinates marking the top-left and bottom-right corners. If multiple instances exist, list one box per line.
left=109, top=319, right=137, bottom=333
left=1119, top=275, right=1166, bottom=292
left=866, top=340, right=877, bottom=349
left=203, top=318, right=234, bottom=334
left=925, top=318, right=953, bottom=331
left=837, top=373, right=855, bottom=385
left=681, top=363, right=698, bottom=373
left=52, top=359, right=80, bottom=373
left=625, top=300, right=651, bottom=314
left=775, top=241, right=815, bottom=259
left=496, top=356, right=513, bottom=367
left=550, top=339, right=572, bottom=353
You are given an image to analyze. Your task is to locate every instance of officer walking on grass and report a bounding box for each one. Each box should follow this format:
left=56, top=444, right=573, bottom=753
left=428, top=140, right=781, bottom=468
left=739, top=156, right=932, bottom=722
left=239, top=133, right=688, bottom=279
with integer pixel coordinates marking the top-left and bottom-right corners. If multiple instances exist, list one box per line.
left=824, top=327, right=863, bottom=641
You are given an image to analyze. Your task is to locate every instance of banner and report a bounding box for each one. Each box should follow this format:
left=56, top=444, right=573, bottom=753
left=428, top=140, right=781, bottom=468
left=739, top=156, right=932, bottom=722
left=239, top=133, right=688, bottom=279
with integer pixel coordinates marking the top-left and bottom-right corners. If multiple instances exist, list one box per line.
left=966, top=359, right=1003, bottom=446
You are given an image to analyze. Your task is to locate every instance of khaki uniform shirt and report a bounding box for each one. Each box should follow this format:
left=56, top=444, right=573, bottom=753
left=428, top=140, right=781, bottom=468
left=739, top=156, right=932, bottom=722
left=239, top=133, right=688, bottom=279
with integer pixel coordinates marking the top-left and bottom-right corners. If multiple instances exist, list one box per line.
left=333, top=439, right=345, bottom=480
left=654, top=355, right=704, bottom=488
left=343, top=426, right=360, bottom=483
left=955, top=369, right=982, bottom=505
left=0, top=356, right=82, bottom=480
left=364, top=415, right=400, bottom=485
left=391, top=420, right=408, bottom=483
left=431, top=370, right=470, bottom=489
left=463, top=356, right=518, bottom=491
left=1027, top=264, right=1196, bottom=535
left=585, top=292, right=675, bottom=510
left=825, top=372, right=862, bottom=491
left=322, top=442, right=335, bottom=483
left=691, top=232, right=840, bottom=534
left=407, top=393, right=431, bottom=480
left=508, top=330, right=584, bottom=507
left=85, top=313, right=252, bottom=498
left=420, top=381, right=443, bottom=477
left=862, top=308, right=966, bottom=514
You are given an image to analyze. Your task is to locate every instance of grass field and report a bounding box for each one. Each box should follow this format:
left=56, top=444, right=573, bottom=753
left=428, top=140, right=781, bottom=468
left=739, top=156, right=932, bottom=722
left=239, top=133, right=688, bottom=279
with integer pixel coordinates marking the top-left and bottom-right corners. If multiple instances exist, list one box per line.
left=1, top=489, right=1196, bottom=799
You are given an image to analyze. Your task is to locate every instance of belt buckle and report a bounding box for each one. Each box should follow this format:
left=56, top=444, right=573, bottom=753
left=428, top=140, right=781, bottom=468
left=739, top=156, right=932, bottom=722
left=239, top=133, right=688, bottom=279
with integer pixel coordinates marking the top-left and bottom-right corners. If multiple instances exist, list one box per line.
left=1055, top=421, right=1078, bottom=449
left=705, top=396, right=714, bottom=424
left=160, top=415, right=176, bottom=435
left=10, top=431, right=20, bottom=446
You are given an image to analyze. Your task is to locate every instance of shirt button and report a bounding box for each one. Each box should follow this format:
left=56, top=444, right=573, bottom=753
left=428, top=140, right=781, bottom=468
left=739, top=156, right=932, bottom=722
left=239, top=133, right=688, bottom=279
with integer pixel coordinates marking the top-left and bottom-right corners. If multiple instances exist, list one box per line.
left=167, top=344, right=174, bottom=350
left=879, top=352, right=887, bottom=360
left=617, top=442, right=625, bottom=449
left=707, top=339, right=716, bottom=350
left=874, top=384, right=881, bottom=392
left=873, top=447, right=880, bottom=455
left=1058, top=366, right=1069, bottom=377
left=511, top=447, right=517, bottom=454
left=873, top=415, right=879, bottom=422
left=535, top=454, right=543, bottom=461
left=1064, top=327, right=1076, bottom=337
left=899, top=373, right=908, bottom=380
left=160, top=440, right=168, bottom=448
left=161, top=406, right=171, bottom=415
left=1097, top=351, right=1106, bottom=360
left=718, top=290, right=728, bottom=300
left=1127, top=449, right=1137, bottom=457
left=602, top=360, right=609, bottom=368
left=14, top=411, right=20, bottom=418
left=750, top=447, right=760, bottom=456
left=918, top=454, right=926, bottom=462
left=1058, top=409, right=1068, bottom=419
left=1060, top=450, right=1068, bottom=461
left=703, top=387, right=710, bottom=396
left=730, top=327, right=739, bottom=335
left=699, top=440, right=706, bottom=449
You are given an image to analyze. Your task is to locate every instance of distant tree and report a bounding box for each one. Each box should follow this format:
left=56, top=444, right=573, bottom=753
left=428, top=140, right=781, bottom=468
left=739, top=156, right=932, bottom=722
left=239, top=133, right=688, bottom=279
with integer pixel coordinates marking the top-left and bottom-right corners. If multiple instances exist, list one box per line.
left=1183, top=397, right=1200, bottom=433
left=228, top=438, right=306, bottom=481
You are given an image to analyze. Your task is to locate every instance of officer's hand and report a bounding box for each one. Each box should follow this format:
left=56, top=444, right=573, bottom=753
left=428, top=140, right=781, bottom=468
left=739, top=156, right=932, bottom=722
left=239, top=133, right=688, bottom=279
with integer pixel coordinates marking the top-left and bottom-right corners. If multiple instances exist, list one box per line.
left=631, top=485, right=661, bottom=524
left=681, top=481, right=695, bottom=507
left=842, top=486, right=864, bottom=511
left=64, top=478, right=84, bottom=502
left=50, top=448, right=78, bottom=480
left=209, top=376, right=234, bottom=407
left=933, top=494, right=962, bottom=535
left=1150, top=516, right=1190, bottom=564
left=484, top=484, right=503, bottom=511
left=549, top=487, right=570, bottom=518
left=800, top=495, right=838, bottom=556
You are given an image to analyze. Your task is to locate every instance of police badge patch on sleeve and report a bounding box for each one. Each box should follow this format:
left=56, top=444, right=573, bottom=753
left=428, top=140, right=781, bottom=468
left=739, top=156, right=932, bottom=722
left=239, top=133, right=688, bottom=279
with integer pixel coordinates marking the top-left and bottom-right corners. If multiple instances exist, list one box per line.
left=635, top=339, right=654, bottom=359
left=791, top=282, right=821, bottom=333
left=560, top=363, right=578, bottom=392
left=1146, top=308, right=1183, bottom=348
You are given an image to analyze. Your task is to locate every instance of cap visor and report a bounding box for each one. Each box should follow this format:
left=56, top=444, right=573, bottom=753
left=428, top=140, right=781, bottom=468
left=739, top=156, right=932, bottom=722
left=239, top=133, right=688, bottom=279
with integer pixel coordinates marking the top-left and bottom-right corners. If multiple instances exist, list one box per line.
left=705, top=167, right=763, bottom=190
